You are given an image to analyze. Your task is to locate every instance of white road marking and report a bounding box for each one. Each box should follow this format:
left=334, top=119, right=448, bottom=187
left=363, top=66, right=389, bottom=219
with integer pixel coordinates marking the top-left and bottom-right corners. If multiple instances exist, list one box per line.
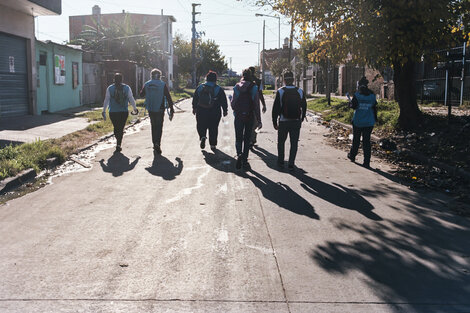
left=165, top=167, right=211, bottom=203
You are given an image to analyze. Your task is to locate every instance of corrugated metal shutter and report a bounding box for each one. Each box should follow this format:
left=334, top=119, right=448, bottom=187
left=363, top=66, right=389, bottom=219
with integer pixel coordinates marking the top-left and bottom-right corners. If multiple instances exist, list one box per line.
left=0, top=33, right=29, bottom=117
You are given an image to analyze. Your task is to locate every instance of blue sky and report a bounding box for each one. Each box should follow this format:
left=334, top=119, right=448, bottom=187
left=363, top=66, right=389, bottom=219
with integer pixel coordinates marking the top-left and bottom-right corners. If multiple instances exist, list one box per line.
left=36, top=0, right=296, bottom=73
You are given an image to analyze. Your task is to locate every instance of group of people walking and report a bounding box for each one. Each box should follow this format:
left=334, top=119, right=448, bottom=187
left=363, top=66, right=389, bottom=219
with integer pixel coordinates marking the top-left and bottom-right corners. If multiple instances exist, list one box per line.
left=102, top=68, right=376, bottom=170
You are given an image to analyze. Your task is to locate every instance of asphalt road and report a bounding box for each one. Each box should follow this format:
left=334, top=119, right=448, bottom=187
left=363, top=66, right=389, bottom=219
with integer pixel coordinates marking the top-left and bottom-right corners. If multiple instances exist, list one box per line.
left=1, top=97, right=470, bottom=313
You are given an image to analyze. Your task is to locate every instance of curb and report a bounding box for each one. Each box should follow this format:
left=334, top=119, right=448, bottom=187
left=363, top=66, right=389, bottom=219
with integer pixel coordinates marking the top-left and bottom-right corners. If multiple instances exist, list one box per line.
left=0, top=169, right=37, bottom=194
left=309, top=109, right=470, bottom=182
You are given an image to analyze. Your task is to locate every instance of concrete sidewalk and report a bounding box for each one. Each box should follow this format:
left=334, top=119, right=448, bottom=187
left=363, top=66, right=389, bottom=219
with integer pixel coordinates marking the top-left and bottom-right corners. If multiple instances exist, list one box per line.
left=0, top=106, right=99, bottom=147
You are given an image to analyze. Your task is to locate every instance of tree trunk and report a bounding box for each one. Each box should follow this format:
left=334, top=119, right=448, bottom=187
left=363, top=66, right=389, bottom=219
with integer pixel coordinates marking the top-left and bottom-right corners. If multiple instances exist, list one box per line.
left=393, top=60, right=422, bottom=130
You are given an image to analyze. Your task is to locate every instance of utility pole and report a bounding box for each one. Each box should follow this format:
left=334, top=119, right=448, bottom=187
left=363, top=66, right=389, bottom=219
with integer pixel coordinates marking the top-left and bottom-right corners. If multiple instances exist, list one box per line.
left=191, top=3, right=201, bottom=88
left=262, top=20, right=265, bottom=89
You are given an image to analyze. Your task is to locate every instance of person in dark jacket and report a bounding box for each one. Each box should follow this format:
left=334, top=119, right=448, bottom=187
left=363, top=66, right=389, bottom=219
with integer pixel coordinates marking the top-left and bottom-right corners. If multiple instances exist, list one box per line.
left=347, top=76, right=378, bottom=168
left=102, top=73, right=138, bottom=152
left=140, top=68, right=174, bottom=155
left=249, top=66, right=267, bottom=148
left=192, top=71, right=228, bottom=151
left=272, top=70, right=307, bottom=171
left=230, top=68, right=261, bottom=170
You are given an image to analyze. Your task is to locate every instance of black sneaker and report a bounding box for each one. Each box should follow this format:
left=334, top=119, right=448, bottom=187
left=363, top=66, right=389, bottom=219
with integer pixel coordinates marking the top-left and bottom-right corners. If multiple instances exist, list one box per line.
left=362, top=162, right=371, bottom=169
left=347, top=153, right=355, bottom=162
left=236, top=155, right=242, bottom=169
left=200, top=137, right=206, bottom=149
left=243, top=162, right=251, bottom=170
left=210, top=145, right=216, bottom=152
left=153, top=145, right=162, bottom=154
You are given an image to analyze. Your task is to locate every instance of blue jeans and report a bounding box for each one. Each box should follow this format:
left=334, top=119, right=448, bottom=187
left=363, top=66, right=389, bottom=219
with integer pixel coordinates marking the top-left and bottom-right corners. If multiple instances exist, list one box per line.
left=234, top=117, right=254, bottom=161
left=277, top=120, right=301, bottom=166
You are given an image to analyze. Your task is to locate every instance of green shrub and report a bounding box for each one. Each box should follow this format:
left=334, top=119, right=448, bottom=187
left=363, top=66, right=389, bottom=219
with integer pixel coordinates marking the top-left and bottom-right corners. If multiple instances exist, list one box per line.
left=0, top=140, right=65, bottom=180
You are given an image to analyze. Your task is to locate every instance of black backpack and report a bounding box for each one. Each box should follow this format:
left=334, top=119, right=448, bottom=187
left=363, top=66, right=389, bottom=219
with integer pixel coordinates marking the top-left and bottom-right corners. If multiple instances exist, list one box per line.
left=234, top=82, right=255, bottom=121
left=198, top=84, right=216, bottom=108
left=281, top=87, right=302, bottom=119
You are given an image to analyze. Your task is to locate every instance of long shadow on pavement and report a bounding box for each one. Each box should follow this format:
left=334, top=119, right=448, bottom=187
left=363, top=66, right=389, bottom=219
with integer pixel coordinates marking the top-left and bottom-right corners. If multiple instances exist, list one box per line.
left=252, top=146, right=380, bottom=221
left=202, top=149, right=319, bottom=220
left=99, top=152, right=140, bottom=177
left=145, top=153, right=183, bottom=181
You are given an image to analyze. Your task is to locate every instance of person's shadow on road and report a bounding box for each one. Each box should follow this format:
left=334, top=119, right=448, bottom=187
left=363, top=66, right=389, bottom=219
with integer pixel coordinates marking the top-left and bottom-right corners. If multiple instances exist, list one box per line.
left=99, top=151, right=141, bottom=177
left=145, top=153, right=183, bottom=180
left=253, top=146, right=381, bottom=221
left=202, top=149, right=319, bottom=219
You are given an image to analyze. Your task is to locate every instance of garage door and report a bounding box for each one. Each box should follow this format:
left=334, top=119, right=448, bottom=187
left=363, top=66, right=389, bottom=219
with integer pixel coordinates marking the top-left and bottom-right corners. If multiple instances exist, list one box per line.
left=0, top=33, right=29, bottom=117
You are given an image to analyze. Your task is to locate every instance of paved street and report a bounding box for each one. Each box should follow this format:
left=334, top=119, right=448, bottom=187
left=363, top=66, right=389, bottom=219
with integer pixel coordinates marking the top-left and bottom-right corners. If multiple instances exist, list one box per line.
left=1, top=97, right=470, bottom=313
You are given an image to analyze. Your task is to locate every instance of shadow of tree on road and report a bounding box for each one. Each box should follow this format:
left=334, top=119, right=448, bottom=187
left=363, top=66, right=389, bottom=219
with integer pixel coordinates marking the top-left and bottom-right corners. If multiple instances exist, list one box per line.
left=99, top=152, right=140, bottom=177
left=145, top=153, right=183, bottom=181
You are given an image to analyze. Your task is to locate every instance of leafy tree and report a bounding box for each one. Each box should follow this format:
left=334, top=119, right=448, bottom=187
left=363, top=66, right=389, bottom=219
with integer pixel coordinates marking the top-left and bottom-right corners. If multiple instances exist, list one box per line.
left=173, top=34, right=192, bottom=86
left=250, top=0, right=469, bottom=129
left=69, top=14, right=160, bottom=68
left=196, top=39, right=228, bottom=84
left=269, top=57, right=291, bottom=84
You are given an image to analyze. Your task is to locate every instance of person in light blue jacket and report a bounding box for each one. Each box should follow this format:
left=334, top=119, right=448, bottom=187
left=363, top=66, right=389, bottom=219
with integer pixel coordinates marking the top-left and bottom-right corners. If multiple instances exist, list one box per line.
left=102, top=73, right=138, bottom=152
left=347, top=76, right=378, bottom=168
left=140, top=69, right=174, bottom=155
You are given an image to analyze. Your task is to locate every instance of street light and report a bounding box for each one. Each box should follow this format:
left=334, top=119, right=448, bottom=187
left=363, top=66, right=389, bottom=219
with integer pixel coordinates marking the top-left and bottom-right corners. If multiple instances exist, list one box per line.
left=244, top=40, right=260, bottom=67
left=255, top=13, right=280, bottom=50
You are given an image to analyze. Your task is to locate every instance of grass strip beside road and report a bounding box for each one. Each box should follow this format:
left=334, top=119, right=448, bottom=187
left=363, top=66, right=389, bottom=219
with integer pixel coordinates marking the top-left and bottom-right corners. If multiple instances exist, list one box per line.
left=0, top=92, right=194, bottom=182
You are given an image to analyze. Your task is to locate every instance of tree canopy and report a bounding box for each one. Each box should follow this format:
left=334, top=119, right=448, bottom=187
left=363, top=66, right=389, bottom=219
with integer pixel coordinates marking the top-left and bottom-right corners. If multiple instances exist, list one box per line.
left=250, top=0, right=470, bottom=129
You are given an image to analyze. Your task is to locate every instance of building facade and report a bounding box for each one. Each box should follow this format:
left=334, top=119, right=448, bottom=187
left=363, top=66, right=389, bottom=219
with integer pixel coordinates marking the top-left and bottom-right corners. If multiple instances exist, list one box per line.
left=69, top=6, right=175, bottom=88
left=36, top=40, right=82, bottom=114
left=0, top=0, right=61, bottom=117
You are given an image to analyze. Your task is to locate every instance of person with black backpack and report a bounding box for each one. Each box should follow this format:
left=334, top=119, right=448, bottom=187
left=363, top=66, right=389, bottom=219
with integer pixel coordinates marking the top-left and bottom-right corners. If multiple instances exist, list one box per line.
left=140, top=68, right=174, bottom=155
left=192, top=71, right=228, bottom=151
left=102, top=73, right=138, bottom=152
left=230, top=68, right=261, bottom=170
left=272, top=70, right=307, bottom=171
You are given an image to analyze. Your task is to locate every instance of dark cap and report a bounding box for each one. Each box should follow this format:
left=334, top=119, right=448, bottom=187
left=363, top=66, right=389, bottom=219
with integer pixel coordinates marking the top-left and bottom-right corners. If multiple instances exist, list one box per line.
left=283, top=70, right=294, bottom=80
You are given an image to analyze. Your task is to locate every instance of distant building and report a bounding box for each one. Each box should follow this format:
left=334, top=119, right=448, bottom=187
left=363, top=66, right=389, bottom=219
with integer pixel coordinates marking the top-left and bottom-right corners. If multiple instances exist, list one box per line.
left=69, top=6, right=176, bottom=88
left=0, top=0, right=61, bottom=117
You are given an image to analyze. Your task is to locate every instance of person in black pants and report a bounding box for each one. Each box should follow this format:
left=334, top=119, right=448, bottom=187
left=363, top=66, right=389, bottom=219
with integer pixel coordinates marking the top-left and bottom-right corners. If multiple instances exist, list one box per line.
left=102, top=73, right=138, bottom=152
left=230, top=69, right=261, bottom=170
left=192, top=71, right=228, bottom=151
left=272, top=71, right=307, bottom=171
left=140, top=69, right=174, bottom=154
left=347, top=76, right=378, bottom=168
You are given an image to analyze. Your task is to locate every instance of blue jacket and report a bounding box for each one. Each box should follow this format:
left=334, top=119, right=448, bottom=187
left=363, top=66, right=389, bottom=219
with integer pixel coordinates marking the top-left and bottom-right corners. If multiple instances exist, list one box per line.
left=192, top=81, right=228, bottom=113
left=108, top=84, right=131, bottom=112
left=141, top=79, right=166, bottom=112
left=351, top=91, right=377, bottom=127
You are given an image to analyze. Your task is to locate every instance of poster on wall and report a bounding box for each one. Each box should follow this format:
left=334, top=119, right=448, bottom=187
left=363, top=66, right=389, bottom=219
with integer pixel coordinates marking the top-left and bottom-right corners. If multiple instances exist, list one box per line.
left=54, top=54, right=66, bottom=84
left=9, top=56, right=15, bottom=73
left=72, top=62, right=79, bottom=89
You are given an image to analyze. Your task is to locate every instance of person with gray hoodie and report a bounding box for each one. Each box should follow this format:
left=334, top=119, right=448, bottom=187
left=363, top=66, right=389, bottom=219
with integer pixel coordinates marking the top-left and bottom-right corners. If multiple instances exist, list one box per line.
left=230, top=68, right=261, bottom=170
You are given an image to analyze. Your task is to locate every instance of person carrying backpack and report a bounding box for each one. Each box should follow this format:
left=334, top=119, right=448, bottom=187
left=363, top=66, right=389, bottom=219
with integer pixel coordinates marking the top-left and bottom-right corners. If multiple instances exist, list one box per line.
left=272, top=70, right=307, bottom=171
left=347, top=76, right=378, bottom=169
left=248, top=66, right=267, bottom=149
left=140, top=68, right=174, bottom=155
left=230, top=68, right=261, bottom=170
left=102, top=73, right=138, bottom=152
left=192, top=71, right=228, bottom=151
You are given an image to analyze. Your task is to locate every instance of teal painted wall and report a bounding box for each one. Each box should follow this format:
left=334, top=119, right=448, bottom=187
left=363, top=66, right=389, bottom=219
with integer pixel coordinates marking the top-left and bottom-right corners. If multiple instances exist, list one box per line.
left=35, top=41, right=82, bottom=114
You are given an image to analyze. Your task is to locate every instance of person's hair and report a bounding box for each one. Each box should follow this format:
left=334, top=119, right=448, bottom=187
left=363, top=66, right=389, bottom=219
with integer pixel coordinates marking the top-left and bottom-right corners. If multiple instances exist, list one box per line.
left=242, top=68, right=252, bottom=81
left=283, top=70, right=294, bottom=83
left=249, top=66, right=256, bottom=74
left=114, top=73, right=123, bottom=85
left=358, top=76, right=369, bottom=87
left=151, top=68, right=162, bottom=79
left=206, top=71, right=217, bottom=82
